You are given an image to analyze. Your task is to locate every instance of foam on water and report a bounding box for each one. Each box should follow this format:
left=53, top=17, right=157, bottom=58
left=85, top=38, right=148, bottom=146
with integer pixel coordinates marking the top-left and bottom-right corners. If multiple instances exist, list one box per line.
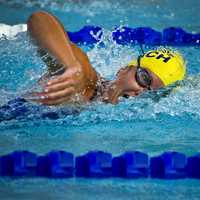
left=0, top=23, right=27, bottom=39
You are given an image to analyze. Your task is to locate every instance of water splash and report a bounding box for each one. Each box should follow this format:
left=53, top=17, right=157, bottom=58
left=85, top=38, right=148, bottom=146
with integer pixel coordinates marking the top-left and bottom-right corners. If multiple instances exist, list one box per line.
left=0, top=23, right=27, bottom=39
left=0, top=30, right=46, bottom=100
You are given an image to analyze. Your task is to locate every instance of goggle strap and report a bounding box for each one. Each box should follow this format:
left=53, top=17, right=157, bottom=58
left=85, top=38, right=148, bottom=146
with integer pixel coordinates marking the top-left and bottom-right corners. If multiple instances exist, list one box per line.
left=137, top=55, right=142, bottom=68
left=139, top=43, right=145, bottom=56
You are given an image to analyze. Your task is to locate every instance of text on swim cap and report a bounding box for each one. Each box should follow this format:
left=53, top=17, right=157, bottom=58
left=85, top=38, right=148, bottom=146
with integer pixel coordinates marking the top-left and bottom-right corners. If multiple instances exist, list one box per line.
left=145, top=51, right=172, bottom=63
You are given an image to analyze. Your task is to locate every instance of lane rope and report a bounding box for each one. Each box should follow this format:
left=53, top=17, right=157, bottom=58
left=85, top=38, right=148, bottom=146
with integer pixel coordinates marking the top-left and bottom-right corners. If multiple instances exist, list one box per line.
left=67, top=26, right=200, bottom=46
left=0, top=150, right=199, bottom=179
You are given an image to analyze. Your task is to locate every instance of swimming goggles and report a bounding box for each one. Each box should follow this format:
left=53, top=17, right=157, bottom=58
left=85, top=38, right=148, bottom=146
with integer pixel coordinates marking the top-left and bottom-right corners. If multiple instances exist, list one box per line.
left=135, top=55, right=152, bottom=90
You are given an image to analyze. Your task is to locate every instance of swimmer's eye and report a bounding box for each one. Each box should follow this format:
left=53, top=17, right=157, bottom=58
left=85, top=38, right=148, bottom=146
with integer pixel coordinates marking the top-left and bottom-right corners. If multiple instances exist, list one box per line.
left=135, top=67, right=152, bottom=90
left=135, top=55, right=152, bottom=90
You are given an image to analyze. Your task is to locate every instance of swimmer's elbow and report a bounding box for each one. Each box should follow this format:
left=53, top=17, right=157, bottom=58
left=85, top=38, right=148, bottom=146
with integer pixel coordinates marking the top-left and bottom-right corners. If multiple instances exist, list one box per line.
left=27, top=11, right=48, bottom=31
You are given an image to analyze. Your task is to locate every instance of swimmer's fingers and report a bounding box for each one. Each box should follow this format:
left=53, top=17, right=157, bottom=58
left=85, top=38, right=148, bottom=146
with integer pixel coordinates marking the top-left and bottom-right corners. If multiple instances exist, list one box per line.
left=36, top=96, right=72, bottom=105
left=47, top=67, right=79, bottom=86
left=44, top=87, right=75, bottom=100
left=28, top=95, right=71, bottom=105
left=23, top=92, right=44, bottom=101
left=44, top=79, right=75, bottom=93
left=37, top=72, right=51, bottom=86
left=32, top=87, right=75, bottom=101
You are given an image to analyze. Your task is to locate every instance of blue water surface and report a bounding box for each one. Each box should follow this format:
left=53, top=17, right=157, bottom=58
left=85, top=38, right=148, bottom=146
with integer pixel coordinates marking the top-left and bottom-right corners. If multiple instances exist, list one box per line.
left=0, top=0, right=200, bottom=200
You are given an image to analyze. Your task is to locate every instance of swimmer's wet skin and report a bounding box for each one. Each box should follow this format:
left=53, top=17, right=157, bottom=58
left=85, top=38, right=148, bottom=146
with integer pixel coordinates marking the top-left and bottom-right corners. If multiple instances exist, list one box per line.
left=27, top=11, right=186, bottom=105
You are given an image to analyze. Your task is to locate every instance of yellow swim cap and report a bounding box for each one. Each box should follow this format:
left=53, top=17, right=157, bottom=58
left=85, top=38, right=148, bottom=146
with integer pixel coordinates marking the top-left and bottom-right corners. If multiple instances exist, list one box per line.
left=128, top=49, right=186, bottom=86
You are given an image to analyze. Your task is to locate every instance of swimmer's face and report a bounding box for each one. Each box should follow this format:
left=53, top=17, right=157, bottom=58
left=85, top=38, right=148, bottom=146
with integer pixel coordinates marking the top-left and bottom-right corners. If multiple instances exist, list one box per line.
left=116, top=66, right=164, bottom=98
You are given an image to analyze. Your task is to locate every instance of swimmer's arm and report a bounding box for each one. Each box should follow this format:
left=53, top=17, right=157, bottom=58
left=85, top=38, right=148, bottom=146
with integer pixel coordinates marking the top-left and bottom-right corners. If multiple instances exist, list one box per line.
left=27, top=11, right=79, bottom=68
left=27, top=11, right=98, bottom=104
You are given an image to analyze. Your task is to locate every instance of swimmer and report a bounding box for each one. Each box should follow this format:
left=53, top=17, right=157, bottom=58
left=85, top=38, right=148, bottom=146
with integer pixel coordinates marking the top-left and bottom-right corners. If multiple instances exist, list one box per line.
left=27, top=11, right=186, bottom=105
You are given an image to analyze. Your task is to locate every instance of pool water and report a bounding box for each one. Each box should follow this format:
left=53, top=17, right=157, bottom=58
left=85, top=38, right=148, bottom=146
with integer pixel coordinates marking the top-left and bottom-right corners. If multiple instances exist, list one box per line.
left=0, top=0, right=200, bottom=199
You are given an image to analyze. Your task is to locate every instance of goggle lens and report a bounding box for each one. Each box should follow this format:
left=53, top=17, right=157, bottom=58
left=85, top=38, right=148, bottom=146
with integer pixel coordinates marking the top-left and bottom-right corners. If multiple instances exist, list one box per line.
left=135, top=55, right=152, bottom=90
left=135, top=68, right=152, bottom=89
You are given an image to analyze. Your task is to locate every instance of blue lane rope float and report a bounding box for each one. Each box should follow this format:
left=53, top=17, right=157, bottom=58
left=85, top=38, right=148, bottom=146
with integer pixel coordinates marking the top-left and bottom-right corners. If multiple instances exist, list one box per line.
left=67, top=26, right=200, bottom=46
left=0, top=150, right=199, bottom=179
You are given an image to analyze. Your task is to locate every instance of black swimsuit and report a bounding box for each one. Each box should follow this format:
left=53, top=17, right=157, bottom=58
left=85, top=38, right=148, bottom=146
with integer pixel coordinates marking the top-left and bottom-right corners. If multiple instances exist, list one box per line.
left=89, top=76, right=109, bottom=102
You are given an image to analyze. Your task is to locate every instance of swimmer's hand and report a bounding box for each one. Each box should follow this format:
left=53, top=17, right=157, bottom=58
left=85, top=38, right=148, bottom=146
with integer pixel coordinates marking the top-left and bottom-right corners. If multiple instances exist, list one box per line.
left=30, top=63, right=97, bottom=105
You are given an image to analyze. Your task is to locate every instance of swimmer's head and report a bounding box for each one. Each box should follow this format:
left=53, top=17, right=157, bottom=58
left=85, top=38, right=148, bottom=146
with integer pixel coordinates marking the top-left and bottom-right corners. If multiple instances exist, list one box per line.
left=128, top=48, right=186, bottom=86
left=103, top=48, right=186, bottom=104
